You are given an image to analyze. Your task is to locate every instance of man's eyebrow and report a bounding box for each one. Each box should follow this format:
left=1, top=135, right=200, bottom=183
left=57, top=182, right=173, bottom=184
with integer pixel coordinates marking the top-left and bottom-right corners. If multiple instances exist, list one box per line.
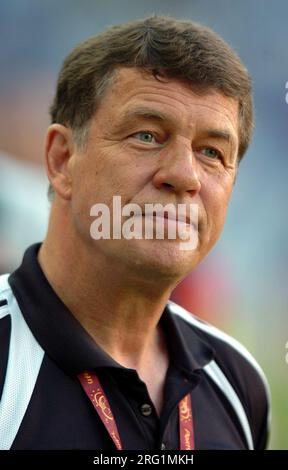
left=117, top=106, right=167, bottom=124
left=116, top=107, right=237, bottom=146
left=204, top=129, right=236, bottom=146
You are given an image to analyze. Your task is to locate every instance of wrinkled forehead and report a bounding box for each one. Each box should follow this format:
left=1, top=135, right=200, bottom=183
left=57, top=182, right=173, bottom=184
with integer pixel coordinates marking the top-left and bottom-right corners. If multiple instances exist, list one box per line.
left=94, top=67, right=239, bottom=144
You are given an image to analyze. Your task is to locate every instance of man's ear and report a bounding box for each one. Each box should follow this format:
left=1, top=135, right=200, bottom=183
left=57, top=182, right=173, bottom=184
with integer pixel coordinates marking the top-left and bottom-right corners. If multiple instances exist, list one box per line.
left=45, top=124, right=75, bottom=201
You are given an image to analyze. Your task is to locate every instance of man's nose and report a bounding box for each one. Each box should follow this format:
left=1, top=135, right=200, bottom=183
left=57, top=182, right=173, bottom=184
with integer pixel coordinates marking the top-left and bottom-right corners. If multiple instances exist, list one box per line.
left=152, top=139, right=201, bottom=195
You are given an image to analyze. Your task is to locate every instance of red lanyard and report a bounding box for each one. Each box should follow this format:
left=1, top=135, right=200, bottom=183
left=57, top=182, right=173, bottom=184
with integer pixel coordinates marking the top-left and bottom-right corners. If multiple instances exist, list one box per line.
left=78, top=370, right=195, bottom=450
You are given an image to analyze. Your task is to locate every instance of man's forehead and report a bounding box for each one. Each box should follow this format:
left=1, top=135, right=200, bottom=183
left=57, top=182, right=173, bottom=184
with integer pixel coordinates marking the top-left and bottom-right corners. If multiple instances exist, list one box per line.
left=105, top=67, right=239, bottom=128
left=110, top=67, right=215, bottom=100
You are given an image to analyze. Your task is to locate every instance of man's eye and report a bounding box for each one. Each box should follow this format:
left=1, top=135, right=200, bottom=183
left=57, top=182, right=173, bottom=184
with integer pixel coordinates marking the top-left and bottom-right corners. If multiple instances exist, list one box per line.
left=200, top=147, right=221, bottom=159
left=133, top=131, right=156, bottom=143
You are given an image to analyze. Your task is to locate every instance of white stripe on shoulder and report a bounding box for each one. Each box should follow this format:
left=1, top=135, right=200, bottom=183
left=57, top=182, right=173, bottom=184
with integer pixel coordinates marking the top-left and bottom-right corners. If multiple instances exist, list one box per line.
left=0, top=273, right=45, bottom=449
left=169, top=301, right=269, bottom=395
left=169, top=300, right=271, bottom=449
left=0, top=273, right=10, bottom=291
left=168, top=300, right=270, bottom=395
left=204, top=360, right=254, bottom=449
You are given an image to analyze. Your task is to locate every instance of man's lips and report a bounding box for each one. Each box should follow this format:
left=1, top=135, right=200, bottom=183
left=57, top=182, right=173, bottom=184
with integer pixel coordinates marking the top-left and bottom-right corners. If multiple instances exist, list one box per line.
left=122, top=204, right=200, bottom=230
left=141, top=211, right=196, bottom=228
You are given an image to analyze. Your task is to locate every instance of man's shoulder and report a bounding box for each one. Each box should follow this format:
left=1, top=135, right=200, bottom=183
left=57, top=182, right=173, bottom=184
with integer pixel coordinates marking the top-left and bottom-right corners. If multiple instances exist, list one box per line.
left=169, top=301, right=268, bottom=383
left=168, top=300, right=270, bottom=449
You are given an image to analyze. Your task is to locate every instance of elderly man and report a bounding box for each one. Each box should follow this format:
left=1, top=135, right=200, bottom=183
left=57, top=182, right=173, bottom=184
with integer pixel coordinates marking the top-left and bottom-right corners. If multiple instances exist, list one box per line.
left=0, top=16, right=269, bottom=450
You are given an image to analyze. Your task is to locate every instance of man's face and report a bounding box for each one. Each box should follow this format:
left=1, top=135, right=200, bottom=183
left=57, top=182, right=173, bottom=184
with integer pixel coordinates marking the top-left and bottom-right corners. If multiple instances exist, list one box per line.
left=69, top=67, right=239, bottom=282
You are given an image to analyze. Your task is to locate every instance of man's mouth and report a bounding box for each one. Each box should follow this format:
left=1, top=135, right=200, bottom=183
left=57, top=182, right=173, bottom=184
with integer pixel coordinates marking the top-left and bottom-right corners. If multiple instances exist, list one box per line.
left=142, top=211, right=194, bottom=227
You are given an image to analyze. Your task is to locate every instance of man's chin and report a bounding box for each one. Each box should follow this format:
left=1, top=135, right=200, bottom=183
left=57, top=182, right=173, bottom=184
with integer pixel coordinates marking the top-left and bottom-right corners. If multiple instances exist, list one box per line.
left=121, top=239, right=201, bottom=281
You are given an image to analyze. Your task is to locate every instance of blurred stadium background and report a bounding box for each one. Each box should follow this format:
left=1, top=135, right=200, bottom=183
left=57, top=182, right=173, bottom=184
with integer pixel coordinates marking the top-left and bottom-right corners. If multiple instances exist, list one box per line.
left=0, top=0, right=287, bottom=449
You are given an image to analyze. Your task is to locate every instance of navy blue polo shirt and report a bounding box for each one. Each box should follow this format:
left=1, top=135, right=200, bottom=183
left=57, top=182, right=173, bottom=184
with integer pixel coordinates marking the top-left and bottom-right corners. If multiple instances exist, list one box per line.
left=0, top=244, right=269, bottom=450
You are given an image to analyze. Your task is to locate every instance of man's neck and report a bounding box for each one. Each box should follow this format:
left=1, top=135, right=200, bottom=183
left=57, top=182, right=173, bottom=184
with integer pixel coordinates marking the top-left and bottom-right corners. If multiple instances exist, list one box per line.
left=37, top=236, right=174, bottom=372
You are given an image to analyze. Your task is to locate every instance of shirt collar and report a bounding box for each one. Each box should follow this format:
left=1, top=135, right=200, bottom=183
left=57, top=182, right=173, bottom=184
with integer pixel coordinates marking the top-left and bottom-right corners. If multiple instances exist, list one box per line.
left=8, top=243, right=213, bottom=377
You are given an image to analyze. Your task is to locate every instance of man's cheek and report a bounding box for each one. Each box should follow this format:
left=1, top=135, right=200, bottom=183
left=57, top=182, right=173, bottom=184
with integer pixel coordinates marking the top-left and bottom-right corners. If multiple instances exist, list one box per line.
left=206, top=203, right=227, bottom=242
